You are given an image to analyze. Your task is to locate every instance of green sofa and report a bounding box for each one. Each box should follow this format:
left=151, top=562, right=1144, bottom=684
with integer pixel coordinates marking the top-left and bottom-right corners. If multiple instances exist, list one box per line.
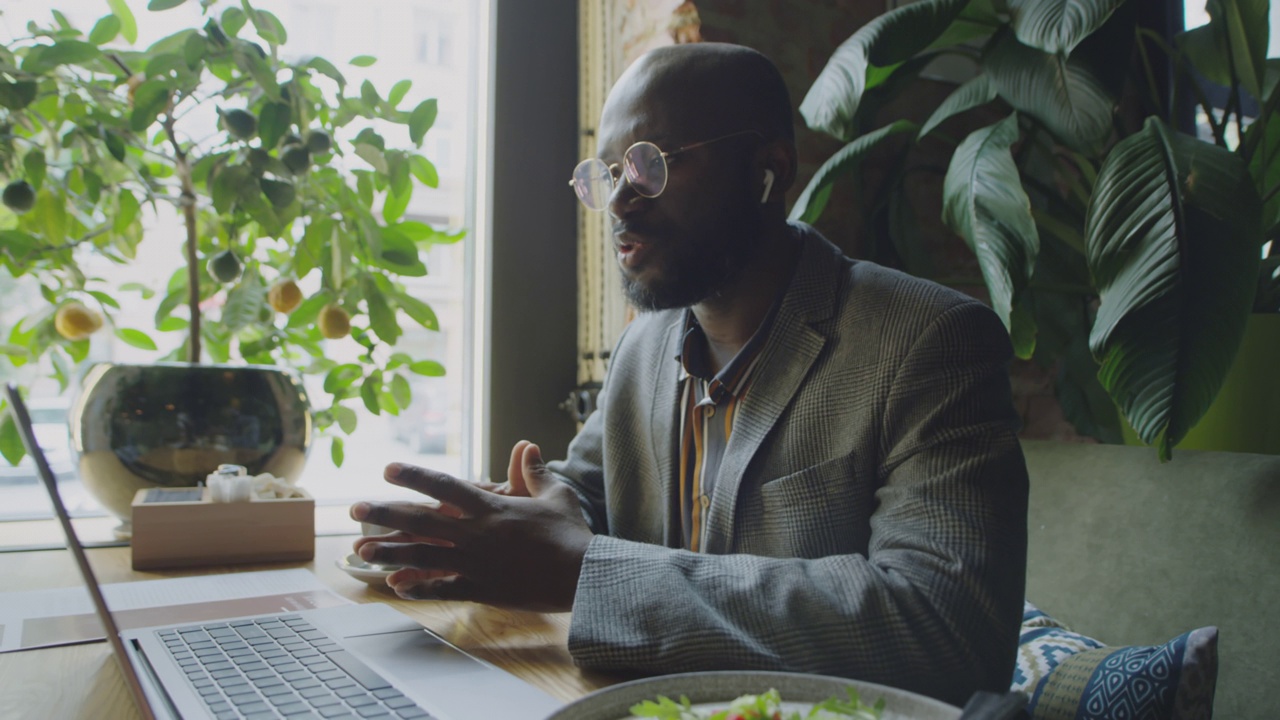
left=1021, top=440, right=1280, bottom=719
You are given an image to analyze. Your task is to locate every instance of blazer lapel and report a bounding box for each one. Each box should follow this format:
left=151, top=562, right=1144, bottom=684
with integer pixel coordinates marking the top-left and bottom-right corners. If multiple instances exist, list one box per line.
left=648, top=316, right=685, bottom=548
left=702, top=228, right=843, bottom=553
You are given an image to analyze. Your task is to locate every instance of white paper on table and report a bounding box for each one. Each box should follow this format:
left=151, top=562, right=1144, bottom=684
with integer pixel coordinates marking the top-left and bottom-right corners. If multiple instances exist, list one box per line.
left=0, top=568, right=351, bottom=653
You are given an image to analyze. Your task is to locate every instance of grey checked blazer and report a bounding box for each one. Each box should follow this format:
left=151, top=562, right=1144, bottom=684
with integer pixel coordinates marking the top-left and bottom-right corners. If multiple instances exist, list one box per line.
left=547, top=224, right=1028, bottom=706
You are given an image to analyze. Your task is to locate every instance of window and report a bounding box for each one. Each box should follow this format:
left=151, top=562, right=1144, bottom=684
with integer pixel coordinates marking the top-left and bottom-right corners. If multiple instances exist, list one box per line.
left=0, top=0, right=488, bottom=523
left=1183, top=2, right=1280, bottom=147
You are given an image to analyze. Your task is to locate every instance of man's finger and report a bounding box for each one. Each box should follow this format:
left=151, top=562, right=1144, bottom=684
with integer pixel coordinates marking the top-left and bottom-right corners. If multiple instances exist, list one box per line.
left=520, top=443, right=557, bottom=496
left=351, top=501, right=464, bottom=540
left=391, top=574, right=486, bottom=604
left=357, top=540, right=466, bottom=574
left=505, top=440, right=532, bottom=496
left=382, top=463, right=496, bottom=513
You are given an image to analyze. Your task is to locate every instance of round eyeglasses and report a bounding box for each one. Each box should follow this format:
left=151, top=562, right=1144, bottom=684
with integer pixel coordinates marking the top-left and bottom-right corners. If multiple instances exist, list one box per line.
left=569, top=129, right=762, bottom=211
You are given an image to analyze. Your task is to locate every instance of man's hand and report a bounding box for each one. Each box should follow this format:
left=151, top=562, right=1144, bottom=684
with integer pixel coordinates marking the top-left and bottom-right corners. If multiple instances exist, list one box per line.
left=350, top=442, right=592, bottom=612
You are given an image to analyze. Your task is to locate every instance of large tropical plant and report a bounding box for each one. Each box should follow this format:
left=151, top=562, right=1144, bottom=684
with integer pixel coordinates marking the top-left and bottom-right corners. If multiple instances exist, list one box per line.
left=0, top=0, right=460, bottom=468
left=794, top=0, right=1273, bottom=460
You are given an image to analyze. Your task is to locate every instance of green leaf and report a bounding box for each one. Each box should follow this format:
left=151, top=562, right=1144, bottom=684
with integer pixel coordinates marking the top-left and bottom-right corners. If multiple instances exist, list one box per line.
left=330, top=435, right=344, bottom=466
left=408, top=99, right=438, bottom=146
left=222, top=265, right=265, bottom=330
left=333, top=404, right=358, bottom=434
left=108, top=0, right=138, bottom=44
left=258, top=102, right=291, bottom=150
left=89, top=15, right=122, bottom=45
left=387, top=79, right=412, bottom=108
left=942, top=113, right=1040, bottom=358
left=799, top=0, right=969, bottom=141
left=394, top=292, right=439, bottom=330
left=1086, top=118, right=1261, bottom=459
left=103, top=130, right=127, bottom=162
left=918, top=74, right=998, bottom=139
left=86, top=290, right=121, bottom=310
left=354, top=143, right=389, bottom=173
left=1006, top=0, right=1126, bottom=56
left=130, top=78, right=171, bottom=131
left=362, top=275, right=400, bottom=344
left=0, top=412, right=23, bottom=466
left=349, top=55, right=377, bottom=67
left=409, top=360, right=445, bottom=377
left=323, top=364, right=363, bottom=394
left=221, top=7, right=246, bottom=37
left=789, top=120, right=916, bottom=224
left=408, top=155, right=439, bottom=188
left=383, top=185, right=411, bottom=223
left=35, top=190, right=68, bottom=244
left=360, top=79, right=381, bottom=108
left=376, top=228, right=427, bottom=276
left=390, top=374, right=412, bottom=410
left=1178, top=0, right=1269, bottom=102
left=23, top=40, right=100, bottom=72
left=307, top=57, right=346, bottom=89
left=115, top=189, right=140, bottom=233
left=149, top=0, right=188, bottom=11
left=115, top=327, right=158, bottom=350
left=983, top=30, right=1115, bottom=155
left=23, top=149, right=46, bottom=192
left=0, top=81, right=38, bottom=110
left=360, top=376, right=382, bottom=414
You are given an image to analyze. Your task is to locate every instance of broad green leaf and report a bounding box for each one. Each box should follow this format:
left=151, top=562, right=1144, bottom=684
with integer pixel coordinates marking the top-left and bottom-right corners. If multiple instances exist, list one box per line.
left=35, top=190, right=68, bottom=244
left=115, top=328, right=158, bottom=350
left=360, top=80, right=381, bottom=108
left=388, top=220, right=439, bottom=242
left=394, top=292, right=438, bottom=330
left=130, top=78, right=171, bottom=131
left=409, top=360, right=445, bottom=377
left=390, top=374, right=412, bottom=410
left=287, top=291, right=330, bottom=328
left=354, top=144, right=389, bottom=174
left=362, top=275, right=400, bottom=344
left=789, top=120, right=916, bottom=224
left=387, top=79, right=412, bottom=108
left=376, top=229, right=427, bottom=276
left=115, top=189, right=140, bottom=233
left=222, top=7, right=247, bottom=37
left=23, top=41, right=100, bottom=73
left=222, top=266, right=265, bottom=330
left=323, top=364, right=363, bottom=394
left=330, top=435, right=344, bottom=465
left=0, top=81, right=38, bottom=110
left=86, top=291, right=121, bottom=309
left=108, top=0, right=138, bottom=44
left=350, top=55, right=377, bottom=67
left=383, top=185, right=411, bottom=223
left=1007, top=0, right=1126, bottom=56
left=333, top=405, right=358, bottom=434
left=149, top=0, right=188, bottom=11
left=799, top=0, right=968, bottom=141
left=0, top=412, right=23, bottom=466
left=408, top=155, right=439, bottom=188
left=360, top=376, right=381, bottom=414
left=918, top=74, right=997, bottom=139
left=103, top=130, right=127, bottom=162
left=89, top=15, right=122, bottom=45
left=983, top=30, right=1115, bottom=154
left=1086, top=118, right=1261, bottom=459
left=258, top=102, right=291, bottom=149
left=408, top=99, right=438, bottom=146
left=307, top=57, right=346, bottom=89
left=942, top=113, right=1039, bottom=358
left=23, top=150, right=46, bottom=192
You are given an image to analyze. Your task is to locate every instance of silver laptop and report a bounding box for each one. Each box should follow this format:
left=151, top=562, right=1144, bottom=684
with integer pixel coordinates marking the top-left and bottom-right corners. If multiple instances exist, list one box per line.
left=4, top=382, right=563, bottom=720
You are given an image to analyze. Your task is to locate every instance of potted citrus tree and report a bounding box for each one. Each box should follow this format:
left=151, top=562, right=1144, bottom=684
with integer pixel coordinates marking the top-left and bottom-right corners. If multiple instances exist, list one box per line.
left=793, top=0, right=1274, bottom=459
left=0, top=0, right=459, bottom=518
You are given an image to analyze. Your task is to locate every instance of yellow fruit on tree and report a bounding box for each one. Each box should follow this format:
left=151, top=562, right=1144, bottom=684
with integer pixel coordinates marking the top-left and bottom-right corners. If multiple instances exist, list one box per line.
left=318, top=303, right=351, bottom=339
left=54, top=302, right=104, bottom=341
left=268, top=279, right=303, bottom=314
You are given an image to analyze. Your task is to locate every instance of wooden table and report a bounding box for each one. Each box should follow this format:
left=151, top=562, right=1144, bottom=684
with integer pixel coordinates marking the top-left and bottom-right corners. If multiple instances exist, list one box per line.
left=0, top=534, right=622, bottom=720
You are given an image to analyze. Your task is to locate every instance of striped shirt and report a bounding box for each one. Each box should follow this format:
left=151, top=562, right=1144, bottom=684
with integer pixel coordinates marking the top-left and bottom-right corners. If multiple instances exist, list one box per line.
left=675, top=304, right=779, bottom=551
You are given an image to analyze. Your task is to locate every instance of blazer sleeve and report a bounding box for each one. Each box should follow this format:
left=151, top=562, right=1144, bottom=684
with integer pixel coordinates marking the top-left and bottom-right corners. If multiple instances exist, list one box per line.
left=565, top=300, right=1028, bottom=707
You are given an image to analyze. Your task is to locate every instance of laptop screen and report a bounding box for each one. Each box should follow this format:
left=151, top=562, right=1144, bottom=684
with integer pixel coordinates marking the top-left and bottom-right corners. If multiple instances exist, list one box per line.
left=3, top=383, right=158, bottom=720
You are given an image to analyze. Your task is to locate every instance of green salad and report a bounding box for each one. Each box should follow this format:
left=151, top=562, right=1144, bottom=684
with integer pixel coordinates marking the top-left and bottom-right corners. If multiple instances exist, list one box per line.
left=629, top=687, right=885, bottom=720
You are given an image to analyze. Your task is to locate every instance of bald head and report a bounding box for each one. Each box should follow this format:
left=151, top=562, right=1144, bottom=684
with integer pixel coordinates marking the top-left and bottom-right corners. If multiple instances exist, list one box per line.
left=602, top=43, right=794, bottom=144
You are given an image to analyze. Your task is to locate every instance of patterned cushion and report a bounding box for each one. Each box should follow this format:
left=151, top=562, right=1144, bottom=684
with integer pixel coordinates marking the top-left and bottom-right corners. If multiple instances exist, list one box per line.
left=1011, top=602, right=1218, bottom=720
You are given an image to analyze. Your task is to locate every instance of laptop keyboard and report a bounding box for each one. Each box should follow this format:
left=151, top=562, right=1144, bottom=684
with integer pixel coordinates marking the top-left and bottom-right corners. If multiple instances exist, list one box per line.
left=157, top=615, right=434, bottom=720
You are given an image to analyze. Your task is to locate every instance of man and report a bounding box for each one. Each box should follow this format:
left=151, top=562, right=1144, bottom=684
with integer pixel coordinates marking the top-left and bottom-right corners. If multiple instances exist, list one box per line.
left=351, top=43, right=1028, bottom=706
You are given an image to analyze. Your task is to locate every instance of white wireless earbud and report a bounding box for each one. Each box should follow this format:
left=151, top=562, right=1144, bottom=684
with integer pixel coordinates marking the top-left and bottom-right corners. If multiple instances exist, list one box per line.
left=760, top=169, right=775, bottom=204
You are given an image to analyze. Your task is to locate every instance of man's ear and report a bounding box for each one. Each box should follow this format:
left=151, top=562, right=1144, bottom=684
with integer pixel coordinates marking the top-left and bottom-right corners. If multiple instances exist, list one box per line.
left=756, top=139, right=797, bottom=204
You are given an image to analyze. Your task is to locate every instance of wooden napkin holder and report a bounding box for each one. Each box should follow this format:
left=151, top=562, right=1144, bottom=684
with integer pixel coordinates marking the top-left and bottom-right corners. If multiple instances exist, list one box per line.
left=130, top=486, right=315, bottom=570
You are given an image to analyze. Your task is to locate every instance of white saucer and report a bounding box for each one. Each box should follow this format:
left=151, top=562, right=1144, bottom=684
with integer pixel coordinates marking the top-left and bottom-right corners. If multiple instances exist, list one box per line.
left=335, top=553, right=401, bottom=588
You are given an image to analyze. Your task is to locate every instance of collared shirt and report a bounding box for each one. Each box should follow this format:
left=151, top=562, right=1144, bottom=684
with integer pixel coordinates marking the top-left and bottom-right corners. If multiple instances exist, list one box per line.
left=676, top=304, right=779, bottom=551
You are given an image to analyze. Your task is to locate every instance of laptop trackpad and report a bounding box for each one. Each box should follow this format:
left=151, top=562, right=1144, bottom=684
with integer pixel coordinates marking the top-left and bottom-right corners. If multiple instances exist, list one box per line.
left=343, top=630, right=488, bottom=682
